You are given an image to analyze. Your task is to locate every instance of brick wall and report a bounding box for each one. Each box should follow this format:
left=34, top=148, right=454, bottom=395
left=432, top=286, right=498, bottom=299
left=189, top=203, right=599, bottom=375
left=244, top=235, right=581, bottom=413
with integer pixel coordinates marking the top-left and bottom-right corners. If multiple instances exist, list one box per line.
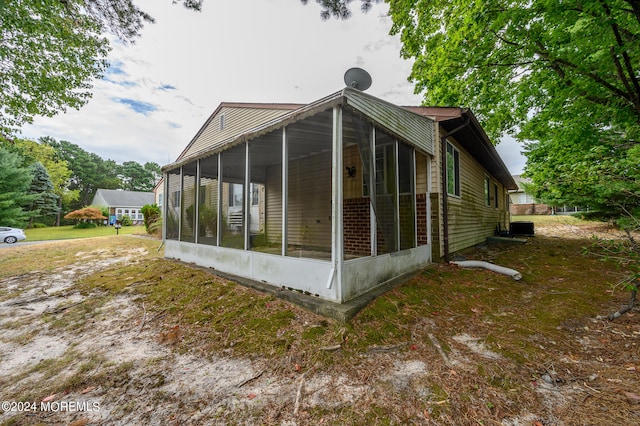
left=343, top=197, right=371, bottom=256
left=344, top=193, right=430, bottom=256
left=416, top=193, right=428, bottom=246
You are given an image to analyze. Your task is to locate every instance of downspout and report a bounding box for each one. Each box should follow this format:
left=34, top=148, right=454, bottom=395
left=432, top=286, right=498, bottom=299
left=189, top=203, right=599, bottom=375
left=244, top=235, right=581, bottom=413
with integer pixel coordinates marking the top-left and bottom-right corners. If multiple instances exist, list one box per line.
left=440, top=115, right=470, bottom=262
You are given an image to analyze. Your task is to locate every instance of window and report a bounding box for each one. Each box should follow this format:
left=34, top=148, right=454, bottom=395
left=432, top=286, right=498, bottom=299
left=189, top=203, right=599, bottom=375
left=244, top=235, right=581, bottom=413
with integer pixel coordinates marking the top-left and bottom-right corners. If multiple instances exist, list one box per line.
left=484, top=176, right=491, bottom=206
left=229, top=183, right=243, bottom=207
left=219, top=114, right=225, bottom=131
left=364, top=142, right=414, bottom=197
left=158, top=193, right=163, bottom=207
left=172, top=190, right=181, bottom=207
left=494, top=183, right=499, bottom=208
left=251, top=183, right=259, bottom=206
left=446, top=142, right=460, bottom=196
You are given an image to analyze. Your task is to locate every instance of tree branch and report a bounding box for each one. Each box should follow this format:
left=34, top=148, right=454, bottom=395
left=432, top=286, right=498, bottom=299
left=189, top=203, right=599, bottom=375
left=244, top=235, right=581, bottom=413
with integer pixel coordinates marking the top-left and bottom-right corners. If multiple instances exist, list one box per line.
left=600, top=0, right=640, bottom=115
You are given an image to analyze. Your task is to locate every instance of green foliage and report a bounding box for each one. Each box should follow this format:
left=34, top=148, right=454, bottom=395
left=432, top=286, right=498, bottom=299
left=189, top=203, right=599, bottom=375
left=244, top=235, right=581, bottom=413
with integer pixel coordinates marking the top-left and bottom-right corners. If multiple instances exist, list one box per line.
left=119, top=161, right=156, bottom=192
left=300, top=0, right=380, bottom=20
left=141, top=204, right=161, bottom=234
left=73, top=222, right=97, bottom=229
left=0, top=0, right=109, bottom=135
left=385, top=0, right=640, bottom=217
left=5, top=137, right=74, bottom=200
left=42, top=138, right=120, bottom=211
left=0, top=0, right=203, bottom=135
left=0, top=146, right=38, bottom=227
left=120, top=215, right=133, bottom=226
left=26, top=162, right=59, bottom=224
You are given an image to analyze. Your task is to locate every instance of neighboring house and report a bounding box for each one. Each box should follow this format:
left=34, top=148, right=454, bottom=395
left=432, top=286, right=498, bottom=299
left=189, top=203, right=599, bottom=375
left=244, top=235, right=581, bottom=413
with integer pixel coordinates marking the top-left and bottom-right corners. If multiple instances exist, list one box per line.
left=161, top=88, right=516, bottom=304
left=154, top=179, right=164, bottom=214
left=509, top=175, right=587, bottom=215
left=91, top=189, right=155, bottom=225
left=509, top=175, right=551, bottom=215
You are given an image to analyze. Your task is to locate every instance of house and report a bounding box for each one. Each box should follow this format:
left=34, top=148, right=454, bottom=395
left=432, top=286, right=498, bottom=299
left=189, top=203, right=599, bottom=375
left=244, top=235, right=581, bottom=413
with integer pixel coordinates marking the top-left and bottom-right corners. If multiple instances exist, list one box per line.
left=91, top=189, right=155, bottom=225
left=161, top=88, right=516, bottom=304
left=153, top=179, right=164, bottom=214
left=509, top=175, right=587, bottom=215
left=509, top=175, right=550, bottom=215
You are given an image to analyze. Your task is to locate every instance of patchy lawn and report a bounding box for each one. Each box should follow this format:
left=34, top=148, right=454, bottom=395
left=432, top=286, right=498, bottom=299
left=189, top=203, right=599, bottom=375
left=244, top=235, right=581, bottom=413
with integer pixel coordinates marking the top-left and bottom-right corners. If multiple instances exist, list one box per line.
left=0, top=222, right=639, bottom=425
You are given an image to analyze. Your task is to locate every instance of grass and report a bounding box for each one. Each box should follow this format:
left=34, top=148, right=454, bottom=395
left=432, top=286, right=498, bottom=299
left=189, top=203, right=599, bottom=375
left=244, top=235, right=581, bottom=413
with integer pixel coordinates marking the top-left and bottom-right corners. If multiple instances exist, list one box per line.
left=512, top=214, right=586, bottom=225
left=0, top=236, right=163, bottom=279
left=1, top=215, right=637, bottom=424
left=24, top=224, right=147, bottom=241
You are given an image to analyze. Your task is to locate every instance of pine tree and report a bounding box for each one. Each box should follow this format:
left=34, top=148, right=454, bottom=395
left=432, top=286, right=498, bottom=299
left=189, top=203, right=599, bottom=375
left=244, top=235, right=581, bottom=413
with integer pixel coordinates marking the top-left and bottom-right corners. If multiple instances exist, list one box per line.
left=26, top=162, right=59, bottom=226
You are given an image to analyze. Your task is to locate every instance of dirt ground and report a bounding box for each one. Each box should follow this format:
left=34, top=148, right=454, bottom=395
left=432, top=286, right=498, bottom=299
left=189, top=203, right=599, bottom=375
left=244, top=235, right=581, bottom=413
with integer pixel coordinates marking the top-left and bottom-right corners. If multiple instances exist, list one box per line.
left=0, top=223, right=639, bottom=425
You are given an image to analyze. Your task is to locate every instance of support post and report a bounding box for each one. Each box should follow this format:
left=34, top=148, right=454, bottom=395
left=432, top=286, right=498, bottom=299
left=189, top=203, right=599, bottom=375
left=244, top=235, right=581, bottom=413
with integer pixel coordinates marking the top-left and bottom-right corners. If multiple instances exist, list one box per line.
left=330, top=106, right=343, bottom=299
left=282, top=127, right=288, bottom=256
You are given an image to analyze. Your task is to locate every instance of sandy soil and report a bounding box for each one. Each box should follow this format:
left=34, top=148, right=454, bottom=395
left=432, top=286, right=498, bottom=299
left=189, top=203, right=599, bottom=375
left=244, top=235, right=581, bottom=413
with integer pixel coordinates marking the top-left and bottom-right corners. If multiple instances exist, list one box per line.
left=1, top=225, right=639, bottom=425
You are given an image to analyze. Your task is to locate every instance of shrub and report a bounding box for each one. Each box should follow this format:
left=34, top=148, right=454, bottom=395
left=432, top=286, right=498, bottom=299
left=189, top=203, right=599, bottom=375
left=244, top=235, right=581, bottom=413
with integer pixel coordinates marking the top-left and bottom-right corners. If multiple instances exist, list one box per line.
left=120, top=215, right=133, bottom=226
left=141, top=204, right=161, bottom=234
left=74, top=222, right=97, bottom=229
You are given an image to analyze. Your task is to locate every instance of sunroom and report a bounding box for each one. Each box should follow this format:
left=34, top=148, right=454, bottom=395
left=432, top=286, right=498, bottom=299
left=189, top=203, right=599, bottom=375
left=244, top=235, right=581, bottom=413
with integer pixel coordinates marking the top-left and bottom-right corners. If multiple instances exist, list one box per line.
left=162, top=88, right=435, bottom=303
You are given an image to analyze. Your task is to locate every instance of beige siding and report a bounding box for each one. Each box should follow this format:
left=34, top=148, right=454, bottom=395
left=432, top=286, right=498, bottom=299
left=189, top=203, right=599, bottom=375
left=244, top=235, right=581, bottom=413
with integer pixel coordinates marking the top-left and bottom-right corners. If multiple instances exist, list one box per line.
left=446, top=138, right=510, bottom=254
left=264, top=151, right=332, bottom=248
left=343, top=144, right=362, bottom=199
left=287, top=152, right=332, bottom=248
left=416, top=151, right=428, bottom=194
left=431, top=125, right=444, bottom=258
left=181, top=107, right=294, bottom=159
left=265, top=163, right=283, bottom=244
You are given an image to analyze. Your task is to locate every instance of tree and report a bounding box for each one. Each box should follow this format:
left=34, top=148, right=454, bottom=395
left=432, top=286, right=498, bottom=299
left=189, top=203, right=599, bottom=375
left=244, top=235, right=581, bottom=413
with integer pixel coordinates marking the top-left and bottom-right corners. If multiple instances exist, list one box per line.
left=5, top=136, right=77, bottom=225
left=64, top=207, right=107, bottom=221
left=144, top=162, right=162, bottom=187
left=26, top=162, right=59, bottom=226
left=119, top=161, right=155, bottom=192
left=301, top=0, right=640, bottom=214
left=42, top=138, right=119, bottom=210
left=382, top=0, right=639, bottom=215
left=0, top=0, right=202, bottom=135
left=0, top=146, right=37, bottom=227
left=141, top=204, right=161, bottom=235
left=301, top=0, right=380, bottom=19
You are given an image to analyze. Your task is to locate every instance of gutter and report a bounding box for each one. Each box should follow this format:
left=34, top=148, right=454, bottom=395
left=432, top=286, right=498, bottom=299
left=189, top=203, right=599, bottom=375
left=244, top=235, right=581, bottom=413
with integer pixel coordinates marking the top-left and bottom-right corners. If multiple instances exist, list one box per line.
left=440, top=115, right=470, bottom=263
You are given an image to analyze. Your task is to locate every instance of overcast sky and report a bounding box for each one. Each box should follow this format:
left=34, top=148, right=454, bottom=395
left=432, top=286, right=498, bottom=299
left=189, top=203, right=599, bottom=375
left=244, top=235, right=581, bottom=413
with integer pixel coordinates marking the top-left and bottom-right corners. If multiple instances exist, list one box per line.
left=20, top=0, right=525, bottom=174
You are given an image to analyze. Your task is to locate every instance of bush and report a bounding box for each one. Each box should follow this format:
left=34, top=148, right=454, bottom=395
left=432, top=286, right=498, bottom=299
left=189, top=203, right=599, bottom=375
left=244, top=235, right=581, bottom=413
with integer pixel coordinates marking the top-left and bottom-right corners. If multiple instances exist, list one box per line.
left=31, top=223, right=48, bottom=228
left=120, top=215, right=133, bottom=226
left=141, top=204, right=161, bottom=234
left=74, top=222, right=97, bottom=229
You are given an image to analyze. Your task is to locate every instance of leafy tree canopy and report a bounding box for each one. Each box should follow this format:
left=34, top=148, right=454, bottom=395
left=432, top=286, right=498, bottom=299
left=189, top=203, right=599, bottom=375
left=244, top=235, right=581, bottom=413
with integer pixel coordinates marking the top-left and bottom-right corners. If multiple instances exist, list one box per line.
left=0, top=0, right=202, bottom=135
left=310, top=0, right=640, bottom=216
left=3, top=137, right=74, bottom=199
left=119, top=161, right=156, bottom=192
left=64, top=207, right=107, bottom=221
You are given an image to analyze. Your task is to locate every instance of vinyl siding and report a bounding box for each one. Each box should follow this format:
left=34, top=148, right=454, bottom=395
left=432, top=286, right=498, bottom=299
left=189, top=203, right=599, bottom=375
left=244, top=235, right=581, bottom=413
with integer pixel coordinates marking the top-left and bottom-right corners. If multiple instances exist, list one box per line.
left=445, top=138, right=510, bottom=254
left=181, top=107, right=295, bottom=159
left=265, top=151, right=332, bottom=249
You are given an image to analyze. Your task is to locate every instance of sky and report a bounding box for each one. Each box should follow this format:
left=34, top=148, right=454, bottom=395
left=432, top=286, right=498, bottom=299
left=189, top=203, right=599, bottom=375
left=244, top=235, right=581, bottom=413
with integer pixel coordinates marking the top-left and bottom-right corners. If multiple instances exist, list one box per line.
left=20, top=0, right=526, bottom=174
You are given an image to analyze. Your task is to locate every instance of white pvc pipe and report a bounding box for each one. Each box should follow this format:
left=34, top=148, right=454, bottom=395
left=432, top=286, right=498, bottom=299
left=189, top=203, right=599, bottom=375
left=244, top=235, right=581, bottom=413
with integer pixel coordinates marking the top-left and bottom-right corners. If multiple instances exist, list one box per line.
left=451, top=260, right=523, bottom=281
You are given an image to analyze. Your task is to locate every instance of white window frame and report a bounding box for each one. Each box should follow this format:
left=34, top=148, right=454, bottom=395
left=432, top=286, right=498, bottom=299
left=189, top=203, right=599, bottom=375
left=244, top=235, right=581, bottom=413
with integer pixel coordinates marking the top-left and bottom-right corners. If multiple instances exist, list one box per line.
left=484, top=175, right=491, bottom=206
left=446, top=142, right=460, bottom=197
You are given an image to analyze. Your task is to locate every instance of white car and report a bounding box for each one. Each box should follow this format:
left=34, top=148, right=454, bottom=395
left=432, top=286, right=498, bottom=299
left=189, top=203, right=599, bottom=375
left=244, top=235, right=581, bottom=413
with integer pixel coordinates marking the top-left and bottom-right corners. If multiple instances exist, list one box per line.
left=0, top=227, right=27, bottom=244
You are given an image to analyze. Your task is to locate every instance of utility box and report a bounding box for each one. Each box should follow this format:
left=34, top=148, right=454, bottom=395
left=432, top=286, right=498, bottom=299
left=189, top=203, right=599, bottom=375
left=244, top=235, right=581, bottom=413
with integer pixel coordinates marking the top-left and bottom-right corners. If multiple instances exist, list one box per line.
left=510, top=221, right=535, bottom=236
